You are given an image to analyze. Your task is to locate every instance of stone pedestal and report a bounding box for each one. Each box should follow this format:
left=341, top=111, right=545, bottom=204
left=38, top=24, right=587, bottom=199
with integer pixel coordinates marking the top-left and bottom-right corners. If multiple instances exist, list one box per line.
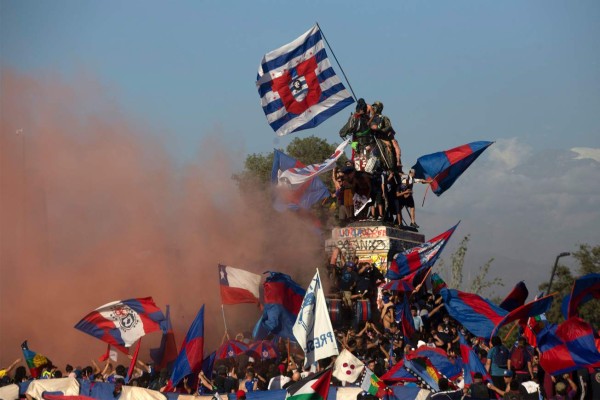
left=325, top=221, right=425, bottom=272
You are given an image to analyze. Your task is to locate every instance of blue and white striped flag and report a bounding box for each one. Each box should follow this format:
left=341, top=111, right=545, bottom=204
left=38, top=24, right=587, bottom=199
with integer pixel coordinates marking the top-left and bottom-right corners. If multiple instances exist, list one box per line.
left=257, top=24, right=354, bottom=136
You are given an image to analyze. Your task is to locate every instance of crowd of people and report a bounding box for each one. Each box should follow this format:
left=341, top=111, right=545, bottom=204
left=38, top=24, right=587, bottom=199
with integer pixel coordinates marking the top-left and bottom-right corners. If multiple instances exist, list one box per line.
left=2, top=252, right=598, bottom=400
left=332, top=99, right=428, bottom=229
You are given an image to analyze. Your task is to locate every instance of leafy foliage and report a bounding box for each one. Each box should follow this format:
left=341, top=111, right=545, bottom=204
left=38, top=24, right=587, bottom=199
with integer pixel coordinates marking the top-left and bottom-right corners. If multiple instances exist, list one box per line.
left=438, top=235, right=503, bottom=296
left=538, top=244, right=600, bottom=328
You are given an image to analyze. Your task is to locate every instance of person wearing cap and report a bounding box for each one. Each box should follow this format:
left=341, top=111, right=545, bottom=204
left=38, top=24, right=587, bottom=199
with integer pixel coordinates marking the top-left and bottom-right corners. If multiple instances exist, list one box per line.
left=267, top=364, right=290, bottom=390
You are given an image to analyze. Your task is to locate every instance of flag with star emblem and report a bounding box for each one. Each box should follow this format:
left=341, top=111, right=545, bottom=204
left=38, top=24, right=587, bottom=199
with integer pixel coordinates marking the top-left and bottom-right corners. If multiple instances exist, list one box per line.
left=219, top=264, right=261, bottom=305
left=257, top=24, right=354, bottom=136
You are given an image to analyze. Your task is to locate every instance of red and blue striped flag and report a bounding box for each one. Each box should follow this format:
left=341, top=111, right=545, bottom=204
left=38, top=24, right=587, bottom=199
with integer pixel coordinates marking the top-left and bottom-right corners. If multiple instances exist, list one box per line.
left=253, top=272, right=306, bottom=339
left=412, top=141, right=493, bottom=196
left=386, top=223, right=459, bottom=280
left=458, top=331, right=491, bottom=385
left=536, top=317, right=600, bottom=375
left=491, top=294, right=554, bottom=338
left=74, top=297, right=166, bottom=353
left=561, top=273, right=600, bottom=319
left=440, top=288, right=506, bottom=338
left=166, top=305, right=205, bottom=390
left=257, top=25, right=354, bottom=137
left=499, top=281, right=529, bottom=312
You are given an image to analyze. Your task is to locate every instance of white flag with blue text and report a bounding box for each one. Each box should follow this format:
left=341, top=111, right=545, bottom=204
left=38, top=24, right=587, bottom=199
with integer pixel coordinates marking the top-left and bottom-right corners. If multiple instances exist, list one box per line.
left=293, top=269, right=339, bottom=368
left=257, top=24, right=354, bottom=136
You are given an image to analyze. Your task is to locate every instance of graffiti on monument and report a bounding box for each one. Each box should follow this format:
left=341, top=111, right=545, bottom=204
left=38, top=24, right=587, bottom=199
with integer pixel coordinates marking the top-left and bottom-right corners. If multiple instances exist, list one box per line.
left=335, top=226, right=388, bottom=239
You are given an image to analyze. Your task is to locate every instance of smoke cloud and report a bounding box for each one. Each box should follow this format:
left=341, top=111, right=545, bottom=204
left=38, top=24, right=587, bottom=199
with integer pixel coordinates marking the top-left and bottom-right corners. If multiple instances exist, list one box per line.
left=0, top=70, right=323, bottom=368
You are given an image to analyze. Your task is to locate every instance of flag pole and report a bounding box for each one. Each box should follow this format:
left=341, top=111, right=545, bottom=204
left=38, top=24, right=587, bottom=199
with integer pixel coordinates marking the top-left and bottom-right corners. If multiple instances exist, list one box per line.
left=218, top=264, right=229, bottom=338
left=503, top=321, right=519, bottom=342
left=221, top=304, right=229, bottom=338
left=316, top=22, right=358, bottom=101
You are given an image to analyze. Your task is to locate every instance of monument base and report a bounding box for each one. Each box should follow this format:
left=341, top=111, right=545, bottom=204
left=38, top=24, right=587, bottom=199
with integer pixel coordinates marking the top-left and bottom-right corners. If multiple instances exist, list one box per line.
left=325, top=221, right=425, bottom=272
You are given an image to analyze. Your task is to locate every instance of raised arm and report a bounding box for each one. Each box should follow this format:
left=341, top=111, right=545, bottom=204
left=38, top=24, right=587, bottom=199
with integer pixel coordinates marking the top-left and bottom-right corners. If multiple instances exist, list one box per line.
left=3, top=358, right=21, bottom=375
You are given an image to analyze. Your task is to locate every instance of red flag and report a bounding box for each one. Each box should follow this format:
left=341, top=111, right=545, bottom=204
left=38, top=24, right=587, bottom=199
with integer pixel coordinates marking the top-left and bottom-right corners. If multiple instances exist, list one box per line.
left=126, top=339, right=142, bottom=383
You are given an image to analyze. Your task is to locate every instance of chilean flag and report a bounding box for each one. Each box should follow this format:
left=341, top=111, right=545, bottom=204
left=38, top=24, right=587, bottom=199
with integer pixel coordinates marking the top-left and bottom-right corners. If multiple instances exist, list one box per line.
left=386, top=223, right=459, bottom=280
left=412, top=141, right=493, bottom=196
left=219, top=264, right=261, bottom=305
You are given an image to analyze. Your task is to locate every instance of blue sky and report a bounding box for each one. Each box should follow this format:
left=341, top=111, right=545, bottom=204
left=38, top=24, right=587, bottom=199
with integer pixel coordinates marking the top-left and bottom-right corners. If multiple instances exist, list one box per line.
left=2, top=0, right=599, bottom=166
left=2, top=1, right=600, bottom=364
left=2, top=0, right=599, bottom=286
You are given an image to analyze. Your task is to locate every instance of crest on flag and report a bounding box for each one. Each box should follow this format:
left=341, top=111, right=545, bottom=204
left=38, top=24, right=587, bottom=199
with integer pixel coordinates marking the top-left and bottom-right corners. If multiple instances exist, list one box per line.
left=109, top=304, right=140, bottom=332
left=257, top=24, right=354, bottom=136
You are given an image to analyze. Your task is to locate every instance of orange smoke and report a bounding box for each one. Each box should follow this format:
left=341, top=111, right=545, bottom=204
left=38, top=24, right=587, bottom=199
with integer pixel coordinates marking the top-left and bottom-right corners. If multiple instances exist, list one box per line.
left=0, top=70, right=323, bottom=368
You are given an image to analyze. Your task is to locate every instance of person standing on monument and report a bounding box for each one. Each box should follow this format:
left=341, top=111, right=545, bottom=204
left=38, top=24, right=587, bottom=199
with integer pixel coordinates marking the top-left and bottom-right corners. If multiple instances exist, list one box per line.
left=397, top=168, right=428, bottom=228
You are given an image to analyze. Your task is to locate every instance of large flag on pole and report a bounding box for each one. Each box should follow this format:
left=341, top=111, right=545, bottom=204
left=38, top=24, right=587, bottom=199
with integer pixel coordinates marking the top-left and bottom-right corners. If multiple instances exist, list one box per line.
left=21, top=341, right=51, bottom=379
left=74, top=297, right=166, bottom=352
left=386, top=223, right=459, bottom=280
left=218, top=264, right=261, bottom=305
left=253, top=272, right=306, bottom=339
left=412, top=141, right=493, bottom=196
left=257, top=24, right=354, bottom=137
left=278, top=139, right=350, bottom=188
left=293, top=269, right=339, bottom=367
left=166, top=305, right=205, bottom=390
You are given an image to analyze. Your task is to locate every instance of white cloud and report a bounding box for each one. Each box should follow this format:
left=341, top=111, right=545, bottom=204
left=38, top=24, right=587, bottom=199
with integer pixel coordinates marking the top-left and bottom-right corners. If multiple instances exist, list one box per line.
left=413, top=138, right=600, bottom=293
left=487, top=138, right=532, bottom=170
left=571, top=147, right=600, bottom=162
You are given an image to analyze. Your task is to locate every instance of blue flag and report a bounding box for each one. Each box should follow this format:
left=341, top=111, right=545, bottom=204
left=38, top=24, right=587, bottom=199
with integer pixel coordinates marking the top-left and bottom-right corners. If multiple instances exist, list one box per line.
left=271, top=149, right=330, bottom=212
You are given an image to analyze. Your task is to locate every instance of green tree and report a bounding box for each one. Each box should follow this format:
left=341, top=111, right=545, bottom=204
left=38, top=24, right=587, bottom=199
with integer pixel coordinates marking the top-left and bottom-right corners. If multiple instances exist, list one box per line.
left=232, top=135, right=347, bottom=192
left=438, top=235, right=503, bottom=296
left=538, top=244, right=600, bottom=328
